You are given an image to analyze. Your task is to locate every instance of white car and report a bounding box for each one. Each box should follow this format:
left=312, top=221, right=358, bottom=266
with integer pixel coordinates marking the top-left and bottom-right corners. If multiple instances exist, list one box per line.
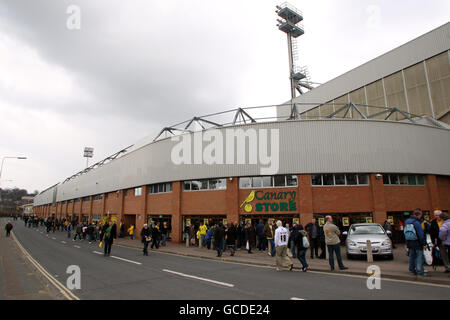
left=343, top=223, right=394, bottom=260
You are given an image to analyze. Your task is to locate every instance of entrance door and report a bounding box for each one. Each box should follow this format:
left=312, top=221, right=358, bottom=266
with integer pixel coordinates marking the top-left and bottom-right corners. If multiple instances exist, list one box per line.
left=147, top=215, right=172, bottom=240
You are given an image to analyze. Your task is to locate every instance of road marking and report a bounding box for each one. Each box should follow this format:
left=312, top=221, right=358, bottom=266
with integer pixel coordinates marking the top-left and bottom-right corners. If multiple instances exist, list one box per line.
left=11, top=232, right=80, bottom=300
left=114, top=244, right=450, bottom=289
left=52, top=237, right=56, bottom=240
left=74, top=245, right=81, bottom=249
left=61, top=241, right=67, bottom=244
left=291, top=297, right=305, bottom=300
left=92, top=251, right=142, bottom=265
left=162, top=269, right=234, bottom=288
left=111, top=255, right=142, bottom=265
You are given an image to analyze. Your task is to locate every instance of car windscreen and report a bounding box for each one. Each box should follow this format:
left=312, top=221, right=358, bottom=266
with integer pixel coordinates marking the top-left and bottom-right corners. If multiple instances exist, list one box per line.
left=349, top=225, right=385, bottom=235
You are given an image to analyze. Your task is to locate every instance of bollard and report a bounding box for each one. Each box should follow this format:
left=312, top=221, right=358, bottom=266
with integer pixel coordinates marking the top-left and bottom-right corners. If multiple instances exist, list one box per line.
left=366, top=240, right=373, bottom=263
left=186, top=233, right=189, bottom=248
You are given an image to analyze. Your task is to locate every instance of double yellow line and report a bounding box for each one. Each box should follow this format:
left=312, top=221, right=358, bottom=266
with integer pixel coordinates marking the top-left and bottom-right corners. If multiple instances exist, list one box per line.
left=11, top=232, right=80, bottom=300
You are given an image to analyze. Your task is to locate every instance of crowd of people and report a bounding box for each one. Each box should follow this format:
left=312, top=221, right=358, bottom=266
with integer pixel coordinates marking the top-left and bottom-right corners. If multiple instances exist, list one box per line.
left=178, top=210, right=450, bottom=276
left=17, top=208, right=450, bottom=277
left=180, top=217, right=347, bottom=272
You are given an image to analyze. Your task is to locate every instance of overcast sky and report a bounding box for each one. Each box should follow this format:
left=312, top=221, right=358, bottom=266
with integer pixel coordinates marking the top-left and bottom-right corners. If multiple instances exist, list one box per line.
left=0, top=0, right=448, bottom=193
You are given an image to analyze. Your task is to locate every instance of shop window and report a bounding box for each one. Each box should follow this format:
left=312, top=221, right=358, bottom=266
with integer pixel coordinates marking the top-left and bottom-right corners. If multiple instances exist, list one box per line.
left=93, top=194, right=103, bottom=201
left=191, top=181, right=201, bottom=190
left=82, top=196, right=90, bottom=202
left=408, top=175, right=417, bottom=185
left=200, top=180, right=209, bottom=190
left=323, top=174, right=334, bottom=185
left=262, top=176, right=273, bottom=187
left=311, top=175, right=322, bottom=186
left=346, top=174, right=357, bottom=185
left=334, top=174, right=345, bottom=185
left=399, top=175, right=408, bottom=185
left=134, top=187, right=142, bottom=196
left=390, top=174, right=399, bottom=185
left=183, top=181, right=191, bottom=191
left=252, top=177, right=263, bottom=188
left=274, top=175, right=286, bottom=187
left=286, top=175, right=298, bottom=186
left=357, top=174, right=369, bottom=185
left=240, top=175, right=297, bottom=188
left=239, top=177, right=251, bottom=188
left=416, top=175, right=425, bottom=185
left=209, top=179, right=226, bottom=190
left=383, top=174, right=390, bottom=185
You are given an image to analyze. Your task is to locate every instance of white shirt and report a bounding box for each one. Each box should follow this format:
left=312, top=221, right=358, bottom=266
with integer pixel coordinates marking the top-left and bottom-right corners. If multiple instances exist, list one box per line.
left=275, top=226, right=289, bottom=247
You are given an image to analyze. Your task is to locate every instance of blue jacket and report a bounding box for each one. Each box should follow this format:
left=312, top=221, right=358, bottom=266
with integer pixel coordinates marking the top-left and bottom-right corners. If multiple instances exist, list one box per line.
left=404, top=216, right=426, bottom=248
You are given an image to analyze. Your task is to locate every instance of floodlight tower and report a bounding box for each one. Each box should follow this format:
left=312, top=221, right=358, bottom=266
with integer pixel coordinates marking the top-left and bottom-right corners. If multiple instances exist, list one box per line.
left=276, top=2, right=310, bottom=118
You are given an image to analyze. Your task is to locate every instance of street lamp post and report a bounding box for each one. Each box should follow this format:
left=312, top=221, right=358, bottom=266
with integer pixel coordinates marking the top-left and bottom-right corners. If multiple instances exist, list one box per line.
left=0, top=156, right=27, bottom=187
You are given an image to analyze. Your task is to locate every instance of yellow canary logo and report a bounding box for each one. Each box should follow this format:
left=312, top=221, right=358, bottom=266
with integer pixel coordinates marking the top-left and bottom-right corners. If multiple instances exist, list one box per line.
left=240, top=191, right=255, bottom=213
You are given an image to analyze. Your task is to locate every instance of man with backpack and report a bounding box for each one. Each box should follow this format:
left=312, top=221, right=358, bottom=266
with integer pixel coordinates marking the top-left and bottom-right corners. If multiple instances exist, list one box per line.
left=294, top=225, right=310, bottom=272
left=404, top=209, right=427, bottom=276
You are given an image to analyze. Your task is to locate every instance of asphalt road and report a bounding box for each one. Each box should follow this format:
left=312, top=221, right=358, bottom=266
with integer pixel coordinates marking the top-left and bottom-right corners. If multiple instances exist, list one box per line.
left=7, top=219, right=450, bottom=300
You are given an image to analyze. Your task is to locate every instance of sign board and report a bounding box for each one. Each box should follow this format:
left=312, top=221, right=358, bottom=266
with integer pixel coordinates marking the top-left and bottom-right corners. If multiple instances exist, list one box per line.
left=223, top=219, right=227, bottom=226
left=342, top=217, right=349, bottom=227
left=366, top=217, right=373, bottom=223
left=292, top=218, right=299, bottom=225
left=83, top=147, right=94, bottom=158
left=240, top=190, right=297, bottom=213
left=185, top=218, right=191, bottom=227
left=245, top=218, right=252, bottom=225
left=204, top=218, right=209, bottom=225
left=388, top=216, right=394, bottom=224
left=318, top=218, right=325, bottom=227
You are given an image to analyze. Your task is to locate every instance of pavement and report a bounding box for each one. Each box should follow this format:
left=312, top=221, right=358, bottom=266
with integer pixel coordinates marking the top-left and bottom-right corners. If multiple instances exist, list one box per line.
left=4, top=218, right=450, bottom=300
left=0, top=219, right=60, bottom=300
left=114, top=237, right=450, bottom=286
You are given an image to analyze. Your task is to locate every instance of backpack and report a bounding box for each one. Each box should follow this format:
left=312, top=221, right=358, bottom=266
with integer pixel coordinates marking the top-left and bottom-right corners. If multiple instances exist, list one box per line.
left=404, top=223, right=418, bottom=241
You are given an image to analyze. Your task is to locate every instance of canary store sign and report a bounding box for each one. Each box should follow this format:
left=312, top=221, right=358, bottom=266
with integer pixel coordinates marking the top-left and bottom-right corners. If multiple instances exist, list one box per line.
left=240, top=190, right=297, bottom=213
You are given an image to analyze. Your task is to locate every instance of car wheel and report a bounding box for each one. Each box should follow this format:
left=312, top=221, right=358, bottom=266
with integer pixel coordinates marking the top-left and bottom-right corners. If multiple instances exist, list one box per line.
left=347, top=253, right=353, bottom=260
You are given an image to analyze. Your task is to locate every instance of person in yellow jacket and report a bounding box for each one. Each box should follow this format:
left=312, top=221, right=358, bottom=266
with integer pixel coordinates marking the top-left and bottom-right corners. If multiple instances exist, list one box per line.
left=128, top=225, right=135, bottom=240
left=199, top=222, right=207, bottom=248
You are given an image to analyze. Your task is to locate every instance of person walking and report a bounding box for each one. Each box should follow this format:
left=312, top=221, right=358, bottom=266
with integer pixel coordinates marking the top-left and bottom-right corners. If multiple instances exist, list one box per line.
left=438, top=212, right=450, bottom=277
left=161, top=222, right=168, bottom=246
left=128, top=224, right=135, bottom=240
left=100, top=221, right=117, bottom=256
left=140, top=224, right=151, bottom=256
left=289, top=223, right=298, bottom=259
left=274, top=220, right=293, bottom=271
left=225, top=222, right=237, bottom=256
left=404, top=209, right=427, bottom=276
left=306, top=218, right=320, bottom=259
left=384, top=219, right=396, bottom=248
left=67, top=222, right=73, bottom=239
left=244, top=222, right=255, bottom=254
left=73, top=223, right=82, bottom=241
left=5, top=221, right=13, bottom=237
left=294, top=225, right=310, bottom=272
left=150, top=223, right=160, bottom=249
left=213, top=222, right=225, bottom=257
left=87, top=223, right=95, bottom=243
left=264, top=219, right=276, bottom=257
left=430, top=210, right=450, bottom=273
left=323, top=216, right=348, bottom=271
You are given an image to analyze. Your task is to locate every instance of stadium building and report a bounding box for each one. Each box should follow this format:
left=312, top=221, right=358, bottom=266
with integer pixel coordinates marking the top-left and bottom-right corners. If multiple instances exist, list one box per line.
left=33, top=22, right=450, bottom=242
